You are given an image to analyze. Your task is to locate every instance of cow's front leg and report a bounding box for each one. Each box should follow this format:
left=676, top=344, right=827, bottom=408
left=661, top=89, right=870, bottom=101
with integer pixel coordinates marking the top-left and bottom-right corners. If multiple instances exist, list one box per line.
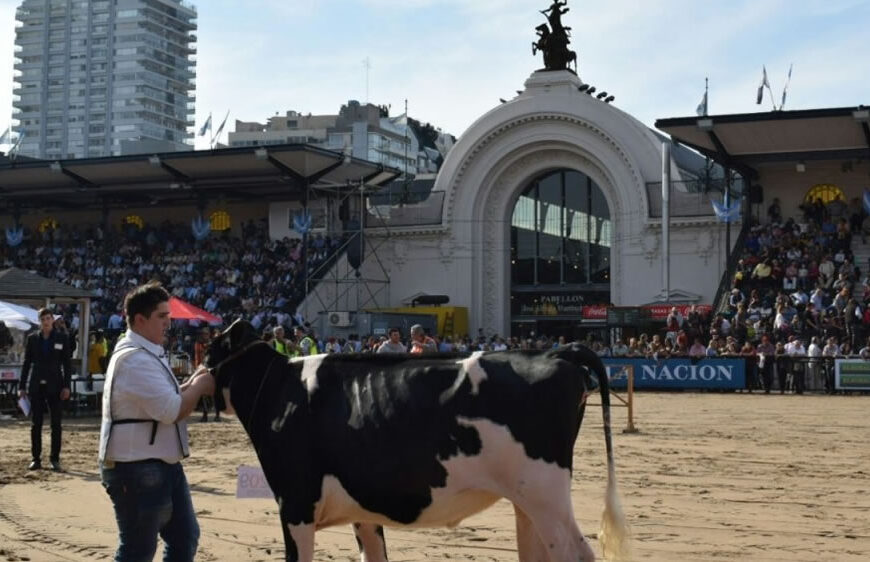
left=280, top=518, right=314, bottom=562
left=352, top=522, right=388, bottom=562
left=513, top=504, right=549, bottom=562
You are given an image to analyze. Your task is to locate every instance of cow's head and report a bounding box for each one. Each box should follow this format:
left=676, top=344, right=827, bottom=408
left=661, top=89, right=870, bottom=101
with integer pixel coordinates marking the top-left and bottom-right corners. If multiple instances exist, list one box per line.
left=205, top=319, right=263, bottom=414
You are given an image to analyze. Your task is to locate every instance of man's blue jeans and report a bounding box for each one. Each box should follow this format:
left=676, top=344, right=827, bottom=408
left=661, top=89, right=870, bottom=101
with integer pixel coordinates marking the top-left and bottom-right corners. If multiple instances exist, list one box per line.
left=101, top=460, right=199, bottom=562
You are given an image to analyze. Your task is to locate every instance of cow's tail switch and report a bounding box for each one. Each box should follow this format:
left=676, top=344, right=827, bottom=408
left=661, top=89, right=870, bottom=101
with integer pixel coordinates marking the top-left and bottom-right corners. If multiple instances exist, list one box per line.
left=599, top=445, right=630, bottom=561
left=586, top=346, right=631, bottom=561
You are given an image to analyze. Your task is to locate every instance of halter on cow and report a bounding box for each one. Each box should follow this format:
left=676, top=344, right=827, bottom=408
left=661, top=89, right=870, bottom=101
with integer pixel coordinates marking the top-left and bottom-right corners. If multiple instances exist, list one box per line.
left=206, top=320, right=629, bottom=561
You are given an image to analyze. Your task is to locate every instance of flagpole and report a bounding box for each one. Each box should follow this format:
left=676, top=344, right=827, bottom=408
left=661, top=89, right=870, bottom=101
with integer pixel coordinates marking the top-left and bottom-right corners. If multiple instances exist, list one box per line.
left=210, top=110, right=230, bottom=149
left=725, top=167, right=732, bottom=287
left=704, top=77, right=708, bottom=116
left=662, top=141, right=671, bottom=302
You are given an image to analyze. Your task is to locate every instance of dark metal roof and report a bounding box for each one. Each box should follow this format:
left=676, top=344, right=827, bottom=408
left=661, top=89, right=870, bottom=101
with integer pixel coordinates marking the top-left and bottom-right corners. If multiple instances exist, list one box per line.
left=655, top=106, right=870, bottom=178
left=0, top=268, right=95, bottom=300
left=0, top=143, right=402, bottom=212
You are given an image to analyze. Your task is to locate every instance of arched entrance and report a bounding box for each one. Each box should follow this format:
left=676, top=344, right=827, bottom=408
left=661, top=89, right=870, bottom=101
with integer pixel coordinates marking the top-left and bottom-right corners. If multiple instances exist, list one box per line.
left=509, top=169, right=611, bottom=340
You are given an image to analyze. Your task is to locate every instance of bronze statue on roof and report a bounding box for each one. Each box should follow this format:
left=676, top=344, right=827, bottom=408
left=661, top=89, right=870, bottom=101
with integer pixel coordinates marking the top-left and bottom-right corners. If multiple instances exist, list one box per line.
left=532, top=0, right=578, bottom=73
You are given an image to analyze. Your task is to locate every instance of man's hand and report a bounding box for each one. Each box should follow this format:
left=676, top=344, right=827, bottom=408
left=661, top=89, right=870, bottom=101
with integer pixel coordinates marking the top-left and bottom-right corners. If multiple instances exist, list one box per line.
left=176, top=370, right=217, bottom=422
left=60, top=387, right=71, bottom=401
left=191, top=370, right=216, bottom=396
left=18, top=389, right=26, bottom=399
left=190, top=365, right=210, bottom=379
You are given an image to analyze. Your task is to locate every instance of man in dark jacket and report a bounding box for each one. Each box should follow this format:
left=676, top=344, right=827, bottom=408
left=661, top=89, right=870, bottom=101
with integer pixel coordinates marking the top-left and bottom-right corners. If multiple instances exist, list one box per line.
left=19, top=308, right=72, bottom=471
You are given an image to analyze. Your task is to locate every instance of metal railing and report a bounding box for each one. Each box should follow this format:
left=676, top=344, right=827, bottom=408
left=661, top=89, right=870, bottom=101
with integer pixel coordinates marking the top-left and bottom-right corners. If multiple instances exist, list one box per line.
left=646, top=180, right=727, bottom=218
left=712, top=218, right=750, bottom=314
left=365, top=190, right=445, bottom=228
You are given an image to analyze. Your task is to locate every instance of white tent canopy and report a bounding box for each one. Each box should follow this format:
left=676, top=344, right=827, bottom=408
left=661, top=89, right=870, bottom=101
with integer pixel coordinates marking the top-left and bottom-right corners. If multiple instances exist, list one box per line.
left=0, top=300, right=40, bottom=331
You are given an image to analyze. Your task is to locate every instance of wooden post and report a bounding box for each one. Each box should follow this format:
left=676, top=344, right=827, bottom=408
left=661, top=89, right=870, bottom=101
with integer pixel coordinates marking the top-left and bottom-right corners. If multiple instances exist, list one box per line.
left=623, top=368, right=638, bottom=434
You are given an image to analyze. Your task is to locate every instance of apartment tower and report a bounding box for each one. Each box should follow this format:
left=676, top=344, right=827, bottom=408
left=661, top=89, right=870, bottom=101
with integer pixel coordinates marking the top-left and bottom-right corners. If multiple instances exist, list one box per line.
left=13, top=0, right=196, bottom=159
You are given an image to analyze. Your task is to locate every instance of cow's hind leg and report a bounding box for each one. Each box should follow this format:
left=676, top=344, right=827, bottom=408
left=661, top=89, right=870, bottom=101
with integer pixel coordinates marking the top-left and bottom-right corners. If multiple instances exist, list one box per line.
left=352, top=522, right=388, bottom=562
left=513, top=504, right=549, bottom=562
left=511, top=474, right=595, bottom=562
left=281, top=520, right=314, bottom=562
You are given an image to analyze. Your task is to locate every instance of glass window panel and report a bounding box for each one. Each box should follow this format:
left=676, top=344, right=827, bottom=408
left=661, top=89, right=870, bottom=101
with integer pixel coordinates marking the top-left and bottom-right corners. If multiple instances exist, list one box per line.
left=537, top=173, right=562, bottom=284
left=589, top=182, right=611, bottom=282
left=510, top=169, right=610, bottom=303
left=512, top=194, right=536, bottom=285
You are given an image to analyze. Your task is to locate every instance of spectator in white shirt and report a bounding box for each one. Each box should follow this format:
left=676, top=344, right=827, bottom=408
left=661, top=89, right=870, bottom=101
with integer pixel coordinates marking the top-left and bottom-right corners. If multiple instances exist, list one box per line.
left=611, top=339, right=629, bottom=357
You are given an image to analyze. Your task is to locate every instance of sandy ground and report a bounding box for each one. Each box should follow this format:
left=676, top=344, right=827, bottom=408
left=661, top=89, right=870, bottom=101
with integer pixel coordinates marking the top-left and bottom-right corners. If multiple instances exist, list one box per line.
left=0, top=392, right=868, bottom=561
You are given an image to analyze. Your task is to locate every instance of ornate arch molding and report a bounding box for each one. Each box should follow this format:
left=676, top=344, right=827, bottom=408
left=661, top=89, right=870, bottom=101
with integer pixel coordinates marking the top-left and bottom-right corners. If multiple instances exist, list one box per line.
left=472, top=148, right=624, bottom=336
left=444, top=112, right=647, bottom=226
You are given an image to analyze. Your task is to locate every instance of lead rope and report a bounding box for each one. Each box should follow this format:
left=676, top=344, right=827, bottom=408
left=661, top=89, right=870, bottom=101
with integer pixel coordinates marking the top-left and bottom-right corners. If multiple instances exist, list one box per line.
left=244, top=355, right=282, bottom=433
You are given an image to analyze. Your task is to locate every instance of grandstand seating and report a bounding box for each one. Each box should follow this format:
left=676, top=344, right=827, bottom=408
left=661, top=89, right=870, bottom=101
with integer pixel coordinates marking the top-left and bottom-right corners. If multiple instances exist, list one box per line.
left=0, top=218, right=344, bottom=338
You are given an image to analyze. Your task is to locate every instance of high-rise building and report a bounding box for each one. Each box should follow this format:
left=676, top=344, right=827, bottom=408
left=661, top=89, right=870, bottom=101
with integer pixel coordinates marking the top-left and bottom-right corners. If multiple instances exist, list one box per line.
left=12, top=0, right=196, bottom=160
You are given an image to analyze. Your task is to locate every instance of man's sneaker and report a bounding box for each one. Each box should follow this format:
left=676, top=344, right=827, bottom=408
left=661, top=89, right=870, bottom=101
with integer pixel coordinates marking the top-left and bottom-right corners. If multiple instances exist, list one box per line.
left=28, top=460, right=41, bottom=470
left=49, top=460, right=64, bottom=472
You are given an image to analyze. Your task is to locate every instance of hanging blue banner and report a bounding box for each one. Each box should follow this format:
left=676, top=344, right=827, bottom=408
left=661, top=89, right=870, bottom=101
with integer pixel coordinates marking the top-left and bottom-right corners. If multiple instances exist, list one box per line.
left=5, top=226, right=23, bottom=247
left=293, top=209, right=312, bottom=235
left=603, top=358, right=746, bottom=390
left=191, top=215, right=210, bottom=240
left=711, top=198, right=740, bottom=223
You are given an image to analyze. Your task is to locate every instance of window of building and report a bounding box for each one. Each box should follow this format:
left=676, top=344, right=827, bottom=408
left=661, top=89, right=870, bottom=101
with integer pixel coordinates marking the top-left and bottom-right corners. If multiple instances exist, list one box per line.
left=510, top=169, right=611, bottom=287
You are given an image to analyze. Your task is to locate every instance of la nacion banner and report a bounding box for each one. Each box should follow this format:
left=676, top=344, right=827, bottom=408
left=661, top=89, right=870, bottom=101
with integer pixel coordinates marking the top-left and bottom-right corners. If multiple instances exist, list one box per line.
left=603, top=357, right=745, bottom=390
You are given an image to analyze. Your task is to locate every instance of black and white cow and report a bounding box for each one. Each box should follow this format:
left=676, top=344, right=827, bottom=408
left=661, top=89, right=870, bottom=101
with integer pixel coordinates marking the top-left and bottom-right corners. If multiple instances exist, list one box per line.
left=206, top=320, right=629, bottom=561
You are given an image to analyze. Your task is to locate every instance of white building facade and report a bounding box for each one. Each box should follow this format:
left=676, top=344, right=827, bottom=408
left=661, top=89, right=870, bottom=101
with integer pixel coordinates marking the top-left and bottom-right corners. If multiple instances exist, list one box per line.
left=301, top=71, right=734, bottom=338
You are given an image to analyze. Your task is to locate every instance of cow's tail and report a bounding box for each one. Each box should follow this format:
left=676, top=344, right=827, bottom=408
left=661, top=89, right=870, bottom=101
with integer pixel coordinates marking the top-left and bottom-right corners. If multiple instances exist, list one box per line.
left=568, top=344, right=632, bottom=561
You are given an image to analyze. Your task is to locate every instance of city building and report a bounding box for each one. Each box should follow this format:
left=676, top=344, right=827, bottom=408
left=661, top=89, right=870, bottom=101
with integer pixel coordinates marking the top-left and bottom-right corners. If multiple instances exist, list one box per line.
left=230, top=111, right=337, bottom=147
left=12, top=0, right=197, bottom=159
left=228, top=101, right=455, bottom=177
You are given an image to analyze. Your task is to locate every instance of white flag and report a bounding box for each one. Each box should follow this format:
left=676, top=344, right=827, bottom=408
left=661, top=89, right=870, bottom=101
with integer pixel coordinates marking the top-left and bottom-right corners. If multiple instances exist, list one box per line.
left=198, top=113, right=212, bottom=137
left=211, top=110, right=230, bottom=144
left=696, top=91, right=708, bottom=117
left=780, top=64, right=793, bottom=109
left=756, top=66, right=770, bottom=105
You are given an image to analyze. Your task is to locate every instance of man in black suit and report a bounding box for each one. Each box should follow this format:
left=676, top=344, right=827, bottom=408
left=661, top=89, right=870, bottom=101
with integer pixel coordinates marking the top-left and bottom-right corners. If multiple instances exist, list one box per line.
left=19, top=308, right=72, bottom=471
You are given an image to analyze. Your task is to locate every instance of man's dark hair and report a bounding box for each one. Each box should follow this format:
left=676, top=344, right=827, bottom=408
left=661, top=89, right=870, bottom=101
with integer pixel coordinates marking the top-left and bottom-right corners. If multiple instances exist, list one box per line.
left=124, top=282, right=170, bottom=328
left=37, top=307, right=53, bottom=319
left=388, top=327, right=400, bottom=336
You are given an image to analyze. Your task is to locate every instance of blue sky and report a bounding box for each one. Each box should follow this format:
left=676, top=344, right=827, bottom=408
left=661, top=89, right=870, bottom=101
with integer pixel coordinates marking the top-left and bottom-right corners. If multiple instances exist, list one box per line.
left=0, top=0, right=868, bottom=148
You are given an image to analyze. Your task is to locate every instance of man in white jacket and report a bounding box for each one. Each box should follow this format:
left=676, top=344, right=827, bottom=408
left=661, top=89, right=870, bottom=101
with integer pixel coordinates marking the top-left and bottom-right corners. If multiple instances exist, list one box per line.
left=98, top=282, right=216, bottom=561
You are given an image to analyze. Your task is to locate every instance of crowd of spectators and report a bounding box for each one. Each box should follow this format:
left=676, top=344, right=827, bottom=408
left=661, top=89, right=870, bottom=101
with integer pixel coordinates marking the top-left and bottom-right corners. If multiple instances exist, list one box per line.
left=0, top=218, right=343, bottom=341
left=3, top=195, right=870, bottom=395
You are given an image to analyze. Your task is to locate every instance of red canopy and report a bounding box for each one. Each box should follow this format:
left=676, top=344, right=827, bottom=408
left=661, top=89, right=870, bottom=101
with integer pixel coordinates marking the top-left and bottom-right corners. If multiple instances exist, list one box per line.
left=169, top=297, right=222, bottom=324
